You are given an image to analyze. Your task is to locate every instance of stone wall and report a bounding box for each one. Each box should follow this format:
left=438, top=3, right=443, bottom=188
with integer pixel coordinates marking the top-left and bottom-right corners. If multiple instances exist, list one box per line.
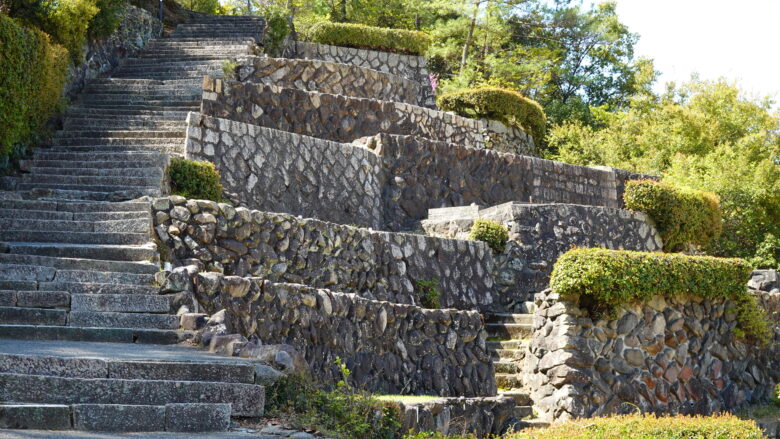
left=591, top=166, right=660, bottom=208
left=185, top=113, right=385, bottom=229
left=364, top=134, right=619, bottom=230
left=66, top=4, right=162, bottom=97
left=525, top=289, right=780, bottom=421
left=422, top=202, right=663, bottom=310
left=232, top=56, right=424, bottom=108
left=291, top=41, right=435, bottom=108
left=200, top=77, right=536, bottom=156
left=191, top=273, right=496, bottom=397
left=152, top=196, right=498, bottom=311
left=399, top=396, right=517, bottom=436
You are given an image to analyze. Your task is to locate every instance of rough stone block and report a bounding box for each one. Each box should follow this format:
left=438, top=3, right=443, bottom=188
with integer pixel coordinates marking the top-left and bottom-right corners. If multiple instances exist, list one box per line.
left=73, top=404, right=165, bottom=432
left=0, top=404, right=71, bottom=429
left=164, top=403, right=231, bottom=432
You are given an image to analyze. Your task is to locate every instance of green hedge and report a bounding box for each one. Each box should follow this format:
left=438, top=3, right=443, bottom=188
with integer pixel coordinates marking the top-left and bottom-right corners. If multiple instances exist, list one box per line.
left=168, top=158, right=223, bottom=201
left=469, top=218, right=509, bottom=253
left=509, top=413, right=764, bottom=439
left=0, top=15, right=69, bottom=159
left=550, top=248, right=770, bottom=344
left=307, top=22, right=431, bottom=55
left=624, top=180, right=722, bottom=252
left=437, top=87, right=547, bottom=144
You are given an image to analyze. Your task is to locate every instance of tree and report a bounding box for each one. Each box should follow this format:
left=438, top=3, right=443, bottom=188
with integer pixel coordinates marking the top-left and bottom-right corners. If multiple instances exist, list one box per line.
left=548, top=78, right=780, bottom=262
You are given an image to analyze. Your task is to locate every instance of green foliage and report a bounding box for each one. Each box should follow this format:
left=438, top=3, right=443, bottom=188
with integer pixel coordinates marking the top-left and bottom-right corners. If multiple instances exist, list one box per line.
left=265, top=359, right=402, bottom=439
left=258, top=3, right=289, bottom=56
left=438, top=87, right=546, bottom=143
left=549, top=248, right=769, bottom=344
left=773, top=383, right=780, bottom=407
left=469, top=218, right=509, bottom=253
left=415, top=278, right=441, bottom=309
left=0, top=14, right=68, bottom=161
left=508, top=413, right=765, bottom=439
left=88, top=0, right=125, bottom=37
left=403, top=433, right=478, bottom=439
left=176, top=0, right=220, bottom=14
left=41, top=0, right=99, bottom=62
left=168, top=158, right=223, bottom=202
left=623, top=180, right=722, bottom=252
left=548, top=78, right=780, bottom=263
left=308, top=22, right=431, bottom=55
left=749, top=233, right=780, bottom=270
left=221, top=60, right=237, bottom=76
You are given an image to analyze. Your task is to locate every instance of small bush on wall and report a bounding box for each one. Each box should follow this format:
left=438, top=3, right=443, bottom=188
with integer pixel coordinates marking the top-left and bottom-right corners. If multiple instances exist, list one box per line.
left=307, top=22, right=431, bottom=56
left=168, top=158, right=223, bottom=201
left=623, top=180, right=722, bottom=252
left=469, top=218, right=509, bottom=253
left=437, top=87, right=547, bottom=144
left=550, top=248, right=770, bottom=345
left=415, top=278, right=441, bottom=309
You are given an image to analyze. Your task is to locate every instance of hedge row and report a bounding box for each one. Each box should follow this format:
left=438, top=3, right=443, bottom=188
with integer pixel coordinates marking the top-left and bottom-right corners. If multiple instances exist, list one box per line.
left=307, top=22, right=431, bottom=56
left=549, top=248, right=770, bottom=344
left=624, top=180, right=722, bottom=252
left=437, top=87, right=547, bottom=144
left=168, top=158, right=223, bottom=202
left=0, top=14, right=69, bottom=158
left=509, top=413, right=764, bottom=439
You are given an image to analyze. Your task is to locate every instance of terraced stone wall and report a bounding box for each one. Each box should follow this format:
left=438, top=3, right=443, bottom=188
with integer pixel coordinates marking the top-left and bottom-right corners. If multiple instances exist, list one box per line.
left=422, top=203, right=663, bottom=311
left=231, top=56, right=424, bottom=107
left=200, top=78, right=536, bottom=156
left=291, top=41, right=435, bottom=108
left=152, top=196, right=498, bottom=311
left=591, top=166, right=660, bottom=208
left=191, top=273, right=496, bottom=397
left=525, top=288, right=780, bottom=421
left=185, top=113, right=385, bottom=229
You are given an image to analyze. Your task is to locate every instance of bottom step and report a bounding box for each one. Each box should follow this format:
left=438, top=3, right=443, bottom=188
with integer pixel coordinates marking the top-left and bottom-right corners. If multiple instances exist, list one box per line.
left=0, top=324, right=192, bottom=344
left=0, top=403, right=230, bottom=432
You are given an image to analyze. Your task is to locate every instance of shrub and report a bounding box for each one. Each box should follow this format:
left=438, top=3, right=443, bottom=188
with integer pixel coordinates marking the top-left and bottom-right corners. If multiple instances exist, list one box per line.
left=41, top=0, right=100, bottom=62
left=0, top=14, right=69, bottom=160
left=88, top=0, right=125, bottom=37
left=415, top=279, right=441, bottom=309
left=623, top=180, right=722, bottom=252
left=307, top=22, right=431, bottom=55
left=749, top=233, right=780, bottom=269
left=168, top=158, right=223, bottom=201
left=258, top=3, right=289, bottom=56
left=550, top=248, right=770, bottom=344
left=773, top=383, right=780, bottom=407
left=437, top=87, right=547, bottom=144
left=469, top=219, right=509, bottom=253
left=509, top=413, right=764, bottom=439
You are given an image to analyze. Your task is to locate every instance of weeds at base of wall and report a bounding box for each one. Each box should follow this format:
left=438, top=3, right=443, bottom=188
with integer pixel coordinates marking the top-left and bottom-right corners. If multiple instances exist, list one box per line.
left=415, top=279, right=441, bottom=309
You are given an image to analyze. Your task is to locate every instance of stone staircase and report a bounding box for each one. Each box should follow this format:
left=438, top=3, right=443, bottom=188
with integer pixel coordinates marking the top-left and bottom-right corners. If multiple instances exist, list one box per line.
left=0, top=15, right=278, bottom=435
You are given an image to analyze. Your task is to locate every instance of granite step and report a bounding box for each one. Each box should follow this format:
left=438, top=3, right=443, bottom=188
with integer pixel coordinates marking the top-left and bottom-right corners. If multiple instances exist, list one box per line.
left=514, top=405, right=534, bottom=419
left=0, top=200, right=150, bottom=213
left=19, top=174, right=163, bottom=188
left=0, top=306, right=68, bottom=325
left=486, top=313, right=533, bottom=325
left=17, top=183, right=163, bottom=197
left=22, top=188, right=157, bottom=202
left=65, top=108, right=190, bottom=118
left=490, top=348, right=526, bottom=361
left=21, top=158, right=165, bottom=169
left=495, top=373, right=523, bottom=389
left=0, top=254, right=157, bottom=274
left=1, top=230, right=150, bottom=245
left=0, top=324, right=189, bottom=344
left=0, top=290, right=70, bottom=309
left=40, top=281, right=159, bottom=295
left=26, top=166, right=164, bottom=178
left=70, top=294, right=169, bottom=313
left=0, top=211, right=151, bottom=229
left=486, top=339, right=525, bottom=350
left=145, top=39, right=254, bottom=47
left=63, top=119, right=187, bottom=130
left=485, top=322, right=533, bottom=339
left=46, top=144, right=184, bottom=155
left=0, top=373, right=264, bottom=417
left=494, top=361, right=519, bottom=374
left=54, top=269, right=155, bottom=285
left=500, top=390, right=532, bottom=406
left=67, top=311, right=179, bottom=329
left=54, top=130, right=186, bottom=139
left=30, top=150, right=169, bottom=161
left=4, top=243, right=156, bottom=262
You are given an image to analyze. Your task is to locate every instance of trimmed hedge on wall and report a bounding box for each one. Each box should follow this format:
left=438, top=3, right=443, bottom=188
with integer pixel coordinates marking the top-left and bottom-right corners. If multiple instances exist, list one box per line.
left=549, top=248, right=770, bottom=344
left=437, top=87, right=546, bottom=144
left=624, top=180, right=722, bottom=252
left=0, top=15, right=69, bottom=161
left=308, top=22, right=431, bottom=56
left=469, top=218, right=509, bottom=253
left=168, top=158, right=223, bottom=201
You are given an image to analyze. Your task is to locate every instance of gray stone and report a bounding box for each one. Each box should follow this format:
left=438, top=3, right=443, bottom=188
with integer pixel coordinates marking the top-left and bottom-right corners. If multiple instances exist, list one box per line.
left=73, top=404, right=165, bottom=432
left=0, top=404, right=71, bottom=429
left=165, top=403, right=231, bottom=432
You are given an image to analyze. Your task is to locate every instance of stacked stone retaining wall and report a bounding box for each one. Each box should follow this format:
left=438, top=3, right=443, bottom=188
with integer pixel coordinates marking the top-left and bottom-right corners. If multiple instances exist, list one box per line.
left=191, top=273, right=496, bottom=397
left=152, top=196, right=498, bottom=311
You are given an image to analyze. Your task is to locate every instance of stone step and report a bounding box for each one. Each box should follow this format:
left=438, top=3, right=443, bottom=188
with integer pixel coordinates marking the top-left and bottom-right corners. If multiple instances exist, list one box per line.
left=54, top=269, right=155, bottom=285
left=26, top=166, right=164, bottom=178
left=65, top=108, right=190, bottom=118
left=0, top=254, right=157, bottom=274
left=0, top=324, right=190, bottom=344
left=0, top=306, right=68, bottom=325
left=514, top=405, right=534, bottom=420
left=41, top=281, right=159, bottom=295
left=87, top=78, right=202, bottom=86
left=0, top=263, right=56, bottom=282
left=499, top=391, right=532, bottom=406
left=493, top=360, right=519, bottom=374
left=0, top=199, right=150, bottom=213
left=68, top=311, right=179, bottom=329
left=30, top=150, right=169, bottom=160
left=486, top=313, right=533, bottom=325
left=1, top=230, right=150, bottom=245
left=4, top=243, right=156, bottom=262
left=20, top=174, right=163, bottom=188
left=485, top=322, right=533, bottom=339
left=109, top=73, right=219, bottom=80
left=145, top=39, right=254, bottom=47
left=54, top=130, right=185, bottom=139
left=17, top=183, right=163, bottom=197
left=123, top=57, right=244, bottom=66
left=0, top=373, right=264, bottom=417
left=509, top=419, right=551, bottom=432
left=63, top=119, right=187, bottom=130
left=22, top=158, right=164, bottom=169
left=23, top=188, right=156, bottom=203
left=0, top=290, right=70, bottom=309
left=0, top=402, right=231, bottom=432
left=490, top=348, right=526, bottom=361
left=70, top=294, right=169, bottom=313
left=495, top=373, right=523, bottom=390
left=0, top=281, right=36, bottom=291
left=46, top=144, right=184, bottom=155
left=486, top=339, right=526, bottom=350
left=65, top=104, right=198, bottom=112
left=0, top=213, right=150, bottom=231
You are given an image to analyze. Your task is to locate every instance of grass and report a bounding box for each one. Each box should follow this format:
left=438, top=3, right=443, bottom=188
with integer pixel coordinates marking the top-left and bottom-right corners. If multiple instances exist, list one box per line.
left=374, top=395, right=445, bottom=404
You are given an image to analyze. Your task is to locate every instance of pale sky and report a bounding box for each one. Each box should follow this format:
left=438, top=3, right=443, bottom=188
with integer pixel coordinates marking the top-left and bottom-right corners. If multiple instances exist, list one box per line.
left=613, top=0, right=780, bottom=103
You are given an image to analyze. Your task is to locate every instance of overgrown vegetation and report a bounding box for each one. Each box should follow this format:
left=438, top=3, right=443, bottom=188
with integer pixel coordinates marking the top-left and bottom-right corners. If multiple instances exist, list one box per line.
left=774, top=383, right=780, bottom=407
left=415, top=278, right=441, bottom=309
left=168, top=158, right=223, bottom=201
left=0, top=14, right=69, bottom=169
left=438, top=87, right=546, bottom=143
left=307, top=22, right=430, bottom=55
left=508, top=413, right=765, bottom=439
left=623, top=180, right=722, bottom=252
left=469, top=218, right=509, bottom=253
left=257, top=3, right=289, bottom=56
left=265, top=359, right=402, bottom=439
left=549, top=248, right=770, bottom=345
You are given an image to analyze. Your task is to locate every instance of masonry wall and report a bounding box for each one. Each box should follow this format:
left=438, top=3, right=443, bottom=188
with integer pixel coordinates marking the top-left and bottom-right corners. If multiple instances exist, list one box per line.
left=185, top=113, right=385, bottom=229
left=525, top=288, right=780, bottom=421
left=232, top=56, right=423, bottom=108
left=199, top=77, right=536, bottom=156
left=192, top=273, right=496, bottom=397
left=291, top=41, right=435, bottom=108
left=422, top=202, right=663, bottom=311
left=152, top=196, right=498, bottom=311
